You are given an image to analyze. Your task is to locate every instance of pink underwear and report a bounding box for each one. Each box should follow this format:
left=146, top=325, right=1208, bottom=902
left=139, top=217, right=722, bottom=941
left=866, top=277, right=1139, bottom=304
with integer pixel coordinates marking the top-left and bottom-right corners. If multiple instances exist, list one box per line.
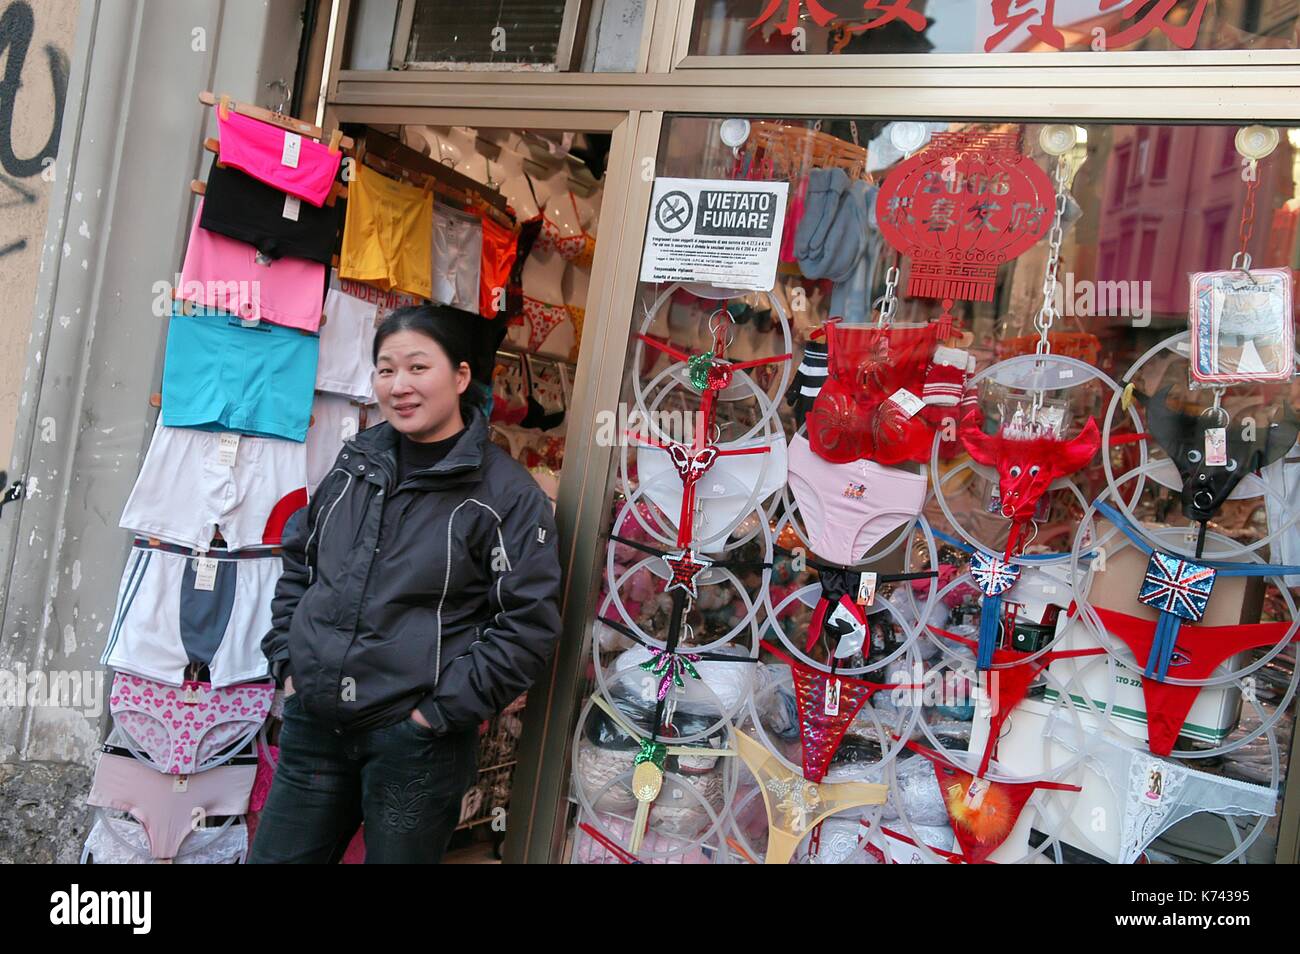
left=787, top=433, right=928, bottom=565
left=87, top=751, right=255, bottom=860
left=215, top=106, right=341, bottom=207
left=180, top=200, right=326, bottom=332
left=110, top=672, right=273, bottom=775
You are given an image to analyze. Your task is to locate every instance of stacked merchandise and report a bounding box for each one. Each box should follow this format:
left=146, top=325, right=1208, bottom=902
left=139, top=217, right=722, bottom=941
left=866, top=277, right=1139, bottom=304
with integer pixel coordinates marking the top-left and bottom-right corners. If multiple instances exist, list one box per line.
left=569, top=121, right=1296, bottom=865
left=84, top=96, right=347, bottom=863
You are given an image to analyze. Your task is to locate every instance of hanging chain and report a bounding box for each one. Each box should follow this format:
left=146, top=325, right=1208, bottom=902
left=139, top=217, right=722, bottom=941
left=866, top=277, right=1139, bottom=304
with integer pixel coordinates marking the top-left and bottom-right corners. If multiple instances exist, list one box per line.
left=875, top=261, right=901, bottom=328
left=1233, top=164, right=1260, bottom=272
left=1033, top=155, right=1071, bottom=356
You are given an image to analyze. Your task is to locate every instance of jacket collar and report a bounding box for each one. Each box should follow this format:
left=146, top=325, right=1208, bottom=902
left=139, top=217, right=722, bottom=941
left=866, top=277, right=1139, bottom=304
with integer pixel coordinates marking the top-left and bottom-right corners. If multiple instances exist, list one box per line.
left=345, top=405, right=490, bottom=490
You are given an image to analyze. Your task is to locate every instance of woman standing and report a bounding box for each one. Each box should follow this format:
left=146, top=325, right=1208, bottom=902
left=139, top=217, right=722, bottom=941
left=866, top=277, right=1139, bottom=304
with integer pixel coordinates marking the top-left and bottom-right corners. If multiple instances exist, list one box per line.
left=250, top=304, right=562, bottom=863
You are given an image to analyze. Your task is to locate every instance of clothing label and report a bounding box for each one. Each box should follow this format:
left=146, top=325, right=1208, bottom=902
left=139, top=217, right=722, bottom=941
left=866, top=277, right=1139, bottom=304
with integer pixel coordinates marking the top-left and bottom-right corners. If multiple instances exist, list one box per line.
left=183, top=684, right=205, bottom=705
left=1057, top=368, right=1074, bottom=379
left=282, top=194, right=301, bottom=221
left=964, top=778, right=990, bottom=810
left=856, top=571, right=878, bottom=607
left=281, top=132, right=301, bottom=168
left=217, top=432, right=240, bottom=466
left=640, top=177, right=790, bottom=292
left=824, top=677, right=842, bottom=716
left=173, top=775, right=189, bottom=793
left=1205, top=427, right=1227, bottom=467
left=887, top=388, right=925, bottom=419
left=194, top=557, right=219, bottom=592
left=1143, top=765, right=1165, bottom=804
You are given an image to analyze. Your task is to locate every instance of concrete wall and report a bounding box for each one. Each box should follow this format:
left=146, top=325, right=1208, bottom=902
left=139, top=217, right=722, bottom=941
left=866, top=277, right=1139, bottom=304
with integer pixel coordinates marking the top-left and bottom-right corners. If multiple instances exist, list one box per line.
left=0, top=0, right=307, bottom=863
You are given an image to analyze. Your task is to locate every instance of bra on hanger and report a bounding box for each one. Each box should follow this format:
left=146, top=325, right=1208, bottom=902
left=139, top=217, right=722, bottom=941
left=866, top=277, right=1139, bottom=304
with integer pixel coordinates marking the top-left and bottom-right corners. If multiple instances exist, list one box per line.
left=525, top=175, right=596, bottom=268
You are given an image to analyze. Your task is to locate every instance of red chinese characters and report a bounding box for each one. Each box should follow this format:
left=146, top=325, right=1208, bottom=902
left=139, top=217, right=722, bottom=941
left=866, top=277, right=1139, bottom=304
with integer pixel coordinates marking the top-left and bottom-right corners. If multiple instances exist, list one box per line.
left=985, top=0, right=1065, bottom=52
left=876, top=131, right=1054, bottom=322
left=1098, top=0, right=1212, bottom=50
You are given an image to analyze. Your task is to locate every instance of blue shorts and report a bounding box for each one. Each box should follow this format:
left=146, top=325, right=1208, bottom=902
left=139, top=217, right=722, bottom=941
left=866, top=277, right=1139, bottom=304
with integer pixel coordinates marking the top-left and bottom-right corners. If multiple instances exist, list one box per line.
left=162, top=302, right=319, bottom=442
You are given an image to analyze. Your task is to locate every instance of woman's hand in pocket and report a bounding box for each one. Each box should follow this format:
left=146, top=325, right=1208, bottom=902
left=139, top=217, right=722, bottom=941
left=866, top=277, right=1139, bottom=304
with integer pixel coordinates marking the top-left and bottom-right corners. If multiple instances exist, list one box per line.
left=409, top=707, right=432, bottom=729
left=283, top=676, right=295, bottom=698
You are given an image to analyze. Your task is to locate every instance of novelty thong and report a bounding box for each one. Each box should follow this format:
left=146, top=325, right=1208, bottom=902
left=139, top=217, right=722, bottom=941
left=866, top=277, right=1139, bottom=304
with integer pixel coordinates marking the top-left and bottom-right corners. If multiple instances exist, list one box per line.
left=1093, top=500, right=1300, bottom=685
left=1074, top=731, right=1277, bottom=864
left=734, top=728, right=888, bottom=865
left=793, top=555, right=936, bottom=655
left=760, top=639, right=916, bottom=783
left=904, top=741, right=1080, bottom=864
left=632, top=432, right=778, bottom=550
left=928, top=625, right=1106, bottom=777
left=637, top=434, right=788, bottom=554
left=1090, top=606, right=1293, bottom=756
left=787, top=433, right=928, bottom=566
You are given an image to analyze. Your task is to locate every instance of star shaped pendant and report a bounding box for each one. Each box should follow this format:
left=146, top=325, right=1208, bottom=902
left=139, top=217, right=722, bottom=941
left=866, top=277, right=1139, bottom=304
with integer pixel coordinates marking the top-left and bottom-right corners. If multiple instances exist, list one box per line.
left=663, top=550, right=712, bottom=600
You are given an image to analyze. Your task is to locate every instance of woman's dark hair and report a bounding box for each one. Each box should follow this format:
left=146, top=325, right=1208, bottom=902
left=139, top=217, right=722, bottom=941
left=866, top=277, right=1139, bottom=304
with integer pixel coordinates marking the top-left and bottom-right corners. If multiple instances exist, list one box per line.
left=373, top=304, right=481, bottom=421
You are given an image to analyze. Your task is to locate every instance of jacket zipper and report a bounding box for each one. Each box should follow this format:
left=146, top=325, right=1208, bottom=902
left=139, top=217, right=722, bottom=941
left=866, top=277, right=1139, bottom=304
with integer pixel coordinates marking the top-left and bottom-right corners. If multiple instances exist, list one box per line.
left=306, top=471, right=352, bottom=585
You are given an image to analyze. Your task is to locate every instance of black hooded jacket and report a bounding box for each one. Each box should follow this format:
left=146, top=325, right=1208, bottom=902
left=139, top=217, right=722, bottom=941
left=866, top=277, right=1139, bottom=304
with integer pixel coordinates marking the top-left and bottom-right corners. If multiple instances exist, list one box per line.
left=261, top=407, right=562, bottom=734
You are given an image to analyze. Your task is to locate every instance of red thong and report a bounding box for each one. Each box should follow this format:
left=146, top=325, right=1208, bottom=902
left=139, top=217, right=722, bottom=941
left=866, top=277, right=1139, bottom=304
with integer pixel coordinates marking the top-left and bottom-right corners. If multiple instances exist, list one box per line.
left=1090, top=606, right=1296, bottom=756
left=929, top=625, right=1106, bottom=776
left=807, top=321, right=941, bottom=466
left=905, top=741, right=1080, bottom=865
left=805, top=594, right=868, bottom=654
left=858, top=820, right=972, bottom=865
left=760, top=640, right=911, bottom=783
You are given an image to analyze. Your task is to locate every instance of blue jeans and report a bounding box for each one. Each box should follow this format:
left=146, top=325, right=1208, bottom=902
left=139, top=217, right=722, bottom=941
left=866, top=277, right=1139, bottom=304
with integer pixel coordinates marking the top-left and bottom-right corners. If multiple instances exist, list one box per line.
left=248, top=693, right=479, bottom=864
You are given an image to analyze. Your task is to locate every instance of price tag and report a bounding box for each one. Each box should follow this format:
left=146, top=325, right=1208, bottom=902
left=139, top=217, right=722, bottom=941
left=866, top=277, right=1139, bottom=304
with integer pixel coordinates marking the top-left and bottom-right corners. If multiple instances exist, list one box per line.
left=281, top=132, right=301, bottom=168
left=887, top=388, right=925, bottom=419
left=173, top=775, right=189, bottom=793
left=964, top=777, right=990, bottom=810
left=1205, top=427, right=1227, bottom=467
left=217, top=432, right=240, bottom=466
left=1143, top=766, right=1165, bottom=804
left=856, top=571, right=878, bottom=607
left=824, top=677, right=842, bottom=716
left=194, top=557, right=219, bottom=592
left=282, top=194, right=301, bottom=221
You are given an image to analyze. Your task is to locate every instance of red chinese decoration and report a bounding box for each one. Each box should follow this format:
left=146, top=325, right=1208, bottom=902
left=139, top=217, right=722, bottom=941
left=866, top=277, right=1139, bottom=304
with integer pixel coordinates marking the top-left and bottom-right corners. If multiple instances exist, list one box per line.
left=875, top=131, right=1054, bottom=331
left=1098, top=0, right=1211, bottom=50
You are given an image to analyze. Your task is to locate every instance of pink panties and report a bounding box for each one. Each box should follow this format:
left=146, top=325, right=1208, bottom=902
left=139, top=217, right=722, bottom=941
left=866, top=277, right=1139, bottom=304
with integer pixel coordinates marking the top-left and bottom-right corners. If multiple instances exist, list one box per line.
left=215, top=106, right=341, bottom=207
left=87, top=751, right=255, bottom=860
left=787, top=433, right=928, bottom=565
left=110, top=672, right=273, bottom=775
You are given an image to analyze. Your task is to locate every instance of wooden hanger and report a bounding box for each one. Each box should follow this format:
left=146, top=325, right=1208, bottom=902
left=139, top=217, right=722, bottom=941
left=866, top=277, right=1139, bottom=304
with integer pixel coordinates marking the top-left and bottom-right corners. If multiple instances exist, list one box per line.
left=199, top=90, right=353, bottom=151
left=359, top=128, right=510, bottom=215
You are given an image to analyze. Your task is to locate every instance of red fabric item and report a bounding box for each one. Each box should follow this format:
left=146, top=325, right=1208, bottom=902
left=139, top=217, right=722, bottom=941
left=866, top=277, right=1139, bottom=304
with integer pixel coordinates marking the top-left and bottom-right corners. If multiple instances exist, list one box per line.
left=262, top=488, right=308, bottom=546
left=906, top=742, right=1079, bottom=864
left=1091, top=606, right=1296, bottom=756
left=762, top=640, right=905, bottom=783
left=808, top=322, right=942, bottom=466
left=960, top=410, right=1101, bottom=556
left=478, top=215, right=517, bottom=318
left=930, top=625, right=1106, bottom=775
left=921, top=359, right=966, bottom=427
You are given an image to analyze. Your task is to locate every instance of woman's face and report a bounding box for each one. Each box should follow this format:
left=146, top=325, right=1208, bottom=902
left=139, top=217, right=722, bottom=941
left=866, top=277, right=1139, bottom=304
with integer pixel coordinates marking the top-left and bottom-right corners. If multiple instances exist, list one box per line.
left=374, top=329, right=470, bottom=441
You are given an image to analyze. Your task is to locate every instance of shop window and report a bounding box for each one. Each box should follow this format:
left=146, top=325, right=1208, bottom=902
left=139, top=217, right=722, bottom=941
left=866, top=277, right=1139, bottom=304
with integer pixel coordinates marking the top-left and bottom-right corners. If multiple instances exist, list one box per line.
left=688, top=0, right=1300, bottom=57
left=564, top=114, right=1300, bottom=865
left=359, top=0, right=646, bottom=71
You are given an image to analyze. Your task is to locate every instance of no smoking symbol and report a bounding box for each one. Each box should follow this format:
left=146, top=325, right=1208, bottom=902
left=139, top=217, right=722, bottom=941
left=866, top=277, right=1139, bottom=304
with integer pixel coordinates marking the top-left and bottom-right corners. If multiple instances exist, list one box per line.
left=655, top=191, right=693, bottom=234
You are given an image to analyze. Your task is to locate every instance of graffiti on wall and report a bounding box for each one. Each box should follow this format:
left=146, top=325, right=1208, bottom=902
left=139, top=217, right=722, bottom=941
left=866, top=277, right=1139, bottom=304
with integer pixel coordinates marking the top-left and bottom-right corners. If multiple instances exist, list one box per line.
left=0, top=0, right=69, bottom=259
